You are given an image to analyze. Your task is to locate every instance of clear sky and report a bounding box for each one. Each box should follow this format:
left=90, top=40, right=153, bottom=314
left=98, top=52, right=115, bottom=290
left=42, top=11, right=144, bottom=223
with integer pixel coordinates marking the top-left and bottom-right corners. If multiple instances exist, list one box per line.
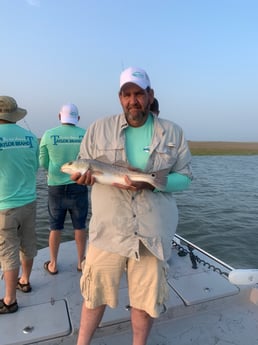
left=1, top=0, right=258, bottom=141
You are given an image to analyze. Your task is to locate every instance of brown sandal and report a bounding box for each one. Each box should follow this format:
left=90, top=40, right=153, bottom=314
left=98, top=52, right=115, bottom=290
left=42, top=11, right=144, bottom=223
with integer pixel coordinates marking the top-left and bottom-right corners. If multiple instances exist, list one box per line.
left=16, top=278, right=32, bottom=293
left=0, top=298, right=18, bottom=314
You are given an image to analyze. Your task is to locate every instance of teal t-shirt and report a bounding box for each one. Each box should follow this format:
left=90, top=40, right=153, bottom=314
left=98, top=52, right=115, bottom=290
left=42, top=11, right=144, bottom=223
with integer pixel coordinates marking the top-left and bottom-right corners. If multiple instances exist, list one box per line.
left=125, top=113, right=153, bottom=170
left=0, top=124, right=39, bottom=210
left=125, top=114, right=191, bottom=192
left=39, top=124, right=86, bottom=185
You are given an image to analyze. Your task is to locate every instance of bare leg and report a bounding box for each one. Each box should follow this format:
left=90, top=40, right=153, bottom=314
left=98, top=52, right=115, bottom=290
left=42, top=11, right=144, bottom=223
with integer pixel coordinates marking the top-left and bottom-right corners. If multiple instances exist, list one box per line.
left=19, top=257, right=33, bottom=284
left=77, top=303, right=106, bottom=345
left=48, top=230, right=61, bottom=273
left=131, top=307, right=154, bottom=345
left=74, top=229, right=86, bottom=270
left=3, top=268, right=19, bottom=305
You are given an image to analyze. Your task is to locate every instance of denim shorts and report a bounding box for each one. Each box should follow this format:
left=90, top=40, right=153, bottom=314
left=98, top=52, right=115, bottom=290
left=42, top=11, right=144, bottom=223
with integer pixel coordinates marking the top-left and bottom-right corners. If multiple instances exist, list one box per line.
left=48, top=183, right=88, bottom=230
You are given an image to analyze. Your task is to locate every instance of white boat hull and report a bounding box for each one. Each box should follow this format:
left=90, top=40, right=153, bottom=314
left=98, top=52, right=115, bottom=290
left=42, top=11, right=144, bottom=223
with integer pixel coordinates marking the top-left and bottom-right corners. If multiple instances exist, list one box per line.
left=1, top=236, right=257, bottom=345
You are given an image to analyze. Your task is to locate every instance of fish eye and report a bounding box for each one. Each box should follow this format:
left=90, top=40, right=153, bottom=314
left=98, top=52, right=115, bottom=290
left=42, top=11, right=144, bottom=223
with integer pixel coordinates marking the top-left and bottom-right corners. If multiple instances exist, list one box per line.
left=151, top=173, right=156, bottom=177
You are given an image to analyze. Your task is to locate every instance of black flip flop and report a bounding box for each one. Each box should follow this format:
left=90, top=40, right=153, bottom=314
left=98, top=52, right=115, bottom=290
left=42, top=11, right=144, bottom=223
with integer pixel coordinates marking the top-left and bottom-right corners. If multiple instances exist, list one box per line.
left=44, top=261, right=58, bottom=275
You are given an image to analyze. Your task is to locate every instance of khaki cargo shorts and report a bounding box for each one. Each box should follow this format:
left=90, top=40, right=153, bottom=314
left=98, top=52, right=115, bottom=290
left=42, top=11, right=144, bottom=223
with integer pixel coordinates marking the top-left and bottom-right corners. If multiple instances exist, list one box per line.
left=80, top=242, right=169, bottom=318
left=0, top=201, right=37, bottom=271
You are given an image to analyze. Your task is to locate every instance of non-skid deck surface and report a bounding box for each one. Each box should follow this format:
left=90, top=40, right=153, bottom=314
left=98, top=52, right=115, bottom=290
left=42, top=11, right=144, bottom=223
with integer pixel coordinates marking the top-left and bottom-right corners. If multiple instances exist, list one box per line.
left=167, top=248, right=239, bottom=305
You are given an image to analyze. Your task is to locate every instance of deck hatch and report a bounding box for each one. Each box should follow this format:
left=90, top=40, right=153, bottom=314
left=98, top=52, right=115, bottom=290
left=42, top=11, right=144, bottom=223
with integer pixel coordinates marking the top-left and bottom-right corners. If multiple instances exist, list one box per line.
left=1, top=299, right=71, bottom=345
left=168, top=271, right=239, bottom=305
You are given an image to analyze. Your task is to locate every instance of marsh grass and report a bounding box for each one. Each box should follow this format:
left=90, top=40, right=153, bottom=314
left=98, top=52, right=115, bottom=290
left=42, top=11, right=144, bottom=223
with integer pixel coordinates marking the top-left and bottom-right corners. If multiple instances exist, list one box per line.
left=188, top=141, right=258, bottom=155
left=38, top=138, right=258, bottom=156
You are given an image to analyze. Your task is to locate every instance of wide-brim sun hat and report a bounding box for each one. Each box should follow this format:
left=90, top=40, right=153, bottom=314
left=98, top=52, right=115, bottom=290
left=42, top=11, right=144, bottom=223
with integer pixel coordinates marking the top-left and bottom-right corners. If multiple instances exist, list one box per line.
left=120, top=67, right=151, bottom=91
left=0, top=96, right=27, bottom=122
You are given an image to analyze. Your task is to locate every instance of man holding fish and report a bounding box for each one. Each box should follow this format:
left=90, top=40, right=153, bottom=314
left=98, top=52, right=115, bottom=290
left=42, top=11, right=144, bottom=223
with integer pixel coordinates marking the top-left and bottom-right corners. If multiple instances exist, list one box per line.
left=67, top=67, right=192, bottom=345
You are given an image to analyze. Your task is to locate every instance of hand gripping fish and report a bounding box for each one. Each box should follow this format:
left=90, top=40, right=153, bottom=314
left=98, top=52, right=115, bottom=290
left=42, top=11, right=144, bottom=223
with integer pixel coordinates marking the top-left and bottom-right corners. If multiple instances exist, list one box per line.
left=61, top=156, right=169, bottom=191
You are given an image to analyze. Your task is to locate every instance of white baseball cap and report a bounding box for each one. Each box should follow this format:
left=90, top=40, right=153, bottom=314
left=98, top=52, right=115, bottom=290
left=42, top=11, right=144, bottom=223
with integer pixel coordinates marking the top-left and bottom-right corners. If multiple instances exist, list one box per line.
left=59, top=103, right=79, bottom=125
left=120, top=67, right=151, bottom=90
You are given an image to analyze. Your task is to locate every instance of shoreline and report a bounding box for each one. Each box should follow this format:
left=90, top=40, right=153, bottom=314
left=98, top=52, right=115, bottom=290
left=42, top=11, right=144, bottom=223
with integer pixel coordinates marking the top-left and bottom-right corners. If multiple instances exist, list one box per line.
left=38, top=138, right=258, bottom=155
left=188, top=141, right=258, bottom=155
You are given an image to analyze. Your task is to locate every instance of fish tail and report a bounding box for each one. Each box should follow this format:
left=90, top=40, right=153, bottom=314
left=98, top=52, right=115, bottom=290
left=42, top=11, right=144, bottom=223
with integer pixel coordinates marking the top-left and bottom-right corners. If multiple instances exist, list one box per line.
left=152, top=169, right=169, bottom=191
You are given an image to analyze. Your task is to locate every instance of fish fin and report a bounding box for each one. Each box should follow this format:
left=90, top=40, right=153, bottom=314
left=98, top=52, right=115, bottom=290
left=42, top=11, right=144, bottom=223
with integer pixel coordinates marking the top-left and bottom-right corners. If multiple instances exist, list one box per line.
left=95, top=156, right=142, bottom=172
left=151, top=168, right=170, bottom=191
left=92, top=170, right=104, bottom=176
left=95, top=155, right=113, bottom=164
left=113, top=160, right=144, bottom=172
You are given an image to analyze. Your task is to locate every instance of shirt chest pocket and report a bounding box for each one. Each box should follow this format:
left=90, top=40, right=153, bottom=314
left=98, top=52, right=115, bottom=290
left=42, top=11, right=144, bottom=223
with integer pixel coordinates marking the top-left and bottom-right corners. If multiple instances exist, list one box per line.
left=153, top=142, right=178, bottom=170
left=95, top=143, right=125, bottom=162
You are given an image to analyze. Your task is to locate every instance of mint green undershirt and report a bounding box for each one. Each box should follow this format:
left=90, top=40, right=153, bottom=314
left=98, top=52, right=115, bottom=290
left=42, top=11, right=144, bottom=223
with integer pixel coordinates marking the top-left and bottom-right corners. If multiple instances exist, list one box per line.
left=125, top=114, right=153, bottom=169
left=125, top=115, right=191, bottom=192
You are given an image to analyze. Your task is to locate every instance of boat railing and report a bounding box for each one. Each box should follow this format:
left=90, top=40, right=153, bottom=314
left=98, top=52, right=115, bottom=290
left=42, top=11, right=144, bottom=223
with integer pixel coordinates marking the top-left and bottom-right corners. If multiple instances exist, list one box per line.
left=173, top=234, right=234, bottom=273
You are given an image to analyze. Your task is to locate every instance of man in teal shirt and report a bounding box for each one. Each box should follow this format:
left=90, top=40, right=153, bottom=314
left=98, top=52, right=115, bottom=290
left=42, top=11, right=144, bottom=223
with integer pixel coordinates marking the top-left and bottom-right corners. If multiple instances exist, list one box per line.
left=39, top=104, right=88, bottom=274
left=0, top=96, right=39, bottom=314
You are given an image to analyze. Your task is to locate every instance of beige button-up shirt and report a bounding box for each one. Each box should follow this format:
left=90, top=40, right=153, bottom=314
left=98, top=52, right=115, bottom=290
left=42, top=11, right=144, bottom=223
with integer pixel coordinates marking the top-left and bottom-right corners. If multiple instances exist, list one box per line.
left=79, top=113, right=192, bottom=261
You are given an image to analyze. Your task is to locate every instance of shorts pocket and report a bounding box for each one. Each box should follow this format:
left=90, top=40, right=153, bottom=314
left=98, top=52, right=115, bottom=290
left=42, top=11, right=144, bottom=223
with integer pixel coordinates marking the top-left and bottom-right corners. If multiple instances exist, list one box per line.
left=157, top=264, right=169, bottom=305
left=80, top=265, right=92, bottom=301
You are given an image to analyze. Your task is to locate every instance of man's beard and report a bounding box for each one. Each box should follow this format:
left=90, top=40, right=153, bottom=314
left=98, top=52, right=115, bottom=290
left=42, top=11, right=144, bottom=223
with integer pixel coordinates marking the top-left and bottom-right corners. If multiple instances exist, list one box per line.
left=125, top=106, right=149, bottom=127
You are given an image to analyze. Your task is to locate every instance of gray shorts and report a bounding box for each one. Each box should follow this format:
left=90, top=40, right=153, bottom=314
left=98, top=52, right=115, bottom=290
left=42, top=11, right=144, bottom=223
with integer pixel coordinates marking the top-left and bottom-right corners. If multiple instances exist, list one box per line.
left=80, top=242, right=169, bottom=318
left=0, top=201, right=37, bottom=271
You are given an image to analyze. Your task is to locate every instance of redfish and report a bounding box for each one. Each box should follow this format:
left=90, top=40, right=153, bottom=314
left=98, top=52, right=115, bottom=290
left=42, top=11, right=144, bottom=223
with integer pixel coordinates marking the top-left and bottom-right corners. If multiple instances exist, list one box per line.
left=61, top=156, right=169, bottom=191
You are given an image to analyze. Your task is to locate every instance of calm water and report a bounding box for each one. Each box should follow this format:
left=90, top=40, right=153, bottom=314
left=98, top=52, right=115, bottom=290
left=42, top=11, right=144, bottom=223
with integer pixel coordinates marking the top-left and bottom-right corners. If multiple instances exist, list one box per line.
left=36, top=156, right=258, bottom=269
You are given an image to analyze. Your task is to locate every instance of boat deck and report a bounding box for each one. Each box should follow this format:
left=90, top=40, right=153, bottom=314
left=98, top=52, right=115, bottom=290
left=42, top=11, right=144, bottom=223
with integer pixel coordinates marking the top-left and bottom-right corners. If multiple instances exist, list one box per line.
left=1, top=237, right=257, bottom=345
